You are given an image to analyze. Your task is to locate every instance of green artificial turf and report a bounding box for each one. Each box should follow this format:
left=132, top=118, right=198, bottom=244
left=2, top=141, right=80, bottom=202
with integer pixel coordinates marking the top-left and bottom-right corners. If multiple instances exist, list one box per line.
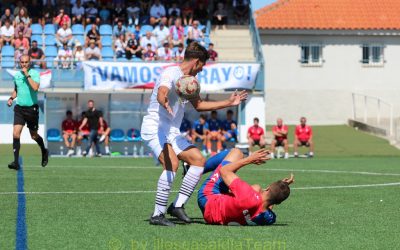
left=1, top=125, right=400, bottom=249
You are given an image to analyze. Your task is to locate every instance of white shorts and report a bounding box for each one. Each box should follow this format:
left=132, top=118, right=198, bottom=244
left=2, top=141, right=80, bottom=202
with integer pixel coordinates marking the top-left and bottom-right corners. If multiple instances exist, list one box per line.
left=143, top=131, right=193, bottom=159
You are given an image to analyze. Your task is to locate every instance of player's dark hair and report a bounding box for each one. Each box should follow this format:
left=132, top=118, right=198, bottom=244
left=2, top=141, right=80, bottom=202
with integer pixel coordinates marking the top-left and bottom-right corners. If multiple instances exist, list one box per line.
left=200, top=114, right=207, bottom=120
left=227, top=110, right=233, bottom=115
left=267, top=181, right=290, bottom=205
left=211, top=110, right=217, bottom=115
left=184, top=41, right=209, bottom=62
left=254, top=117, right=259, bottom=122
left=88, top=100, right=94, bottom=103
left=66, top=110, right=72, bottom=115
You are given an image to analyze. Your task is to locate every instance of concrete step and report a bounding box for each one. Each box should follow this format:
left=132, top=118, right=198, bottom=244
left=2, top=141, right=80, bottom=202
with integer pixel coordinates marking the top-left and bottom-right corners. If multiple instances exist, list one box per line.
left=217, top=54, right=256, bottom=61
left=211, top=29, right=251, bottom=37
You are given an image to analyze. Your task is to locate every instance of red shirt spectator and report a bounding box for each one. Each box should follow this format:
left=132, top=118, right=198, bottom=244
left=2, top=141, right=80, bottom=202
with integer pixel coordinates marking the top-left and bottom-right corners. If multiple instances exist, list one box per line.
left=62, top=118, right=78, bottom=133
left=97, top=120, right=108, bottom=133
left=208, top=43, right=218, bottom=61
left=248, top=125, right=264, bottom=141
left=54, top=8, right=71, bottom=27
left=295, top=124, right=312, bottom=142
left=78, top=118, right=90, bottom=135
left=14, top=32, right=29, bottom=50
left=272, top=124, right=288, bottom=141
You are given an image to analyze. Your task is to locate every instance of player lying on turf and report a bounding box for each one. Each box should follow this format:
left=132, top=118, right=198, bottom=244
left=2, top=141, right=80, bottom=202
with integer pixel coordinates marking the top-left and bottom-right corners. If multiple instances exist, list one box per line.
left=197, top=148, right=294, bottom=225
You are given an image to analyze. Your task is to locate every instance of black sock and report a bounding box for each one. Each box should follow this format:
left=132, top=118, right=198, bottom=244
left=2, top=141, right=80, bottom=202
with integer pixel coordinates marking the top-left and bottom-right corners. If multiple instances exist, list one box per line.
left=13, top=138, right=20, bottom=164
left=33, top=135, right=46, bottom=153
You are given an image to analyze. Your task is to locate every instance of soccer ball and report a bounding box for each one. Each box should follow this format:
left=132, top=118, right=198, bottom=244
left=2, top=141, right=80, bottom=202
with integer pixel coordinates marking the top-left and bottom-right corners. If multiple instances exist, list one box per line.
left=175, top=75, right=200, bottom=100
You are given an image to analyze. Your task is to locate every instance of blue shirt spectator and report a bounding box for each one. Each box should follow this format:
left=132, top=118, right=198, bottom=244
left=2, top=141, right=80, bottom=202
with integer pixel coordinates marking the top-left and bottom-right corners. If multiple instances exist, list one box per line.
left=193, top=119, right=209, bottom=135
left=113, top=21, right=127, bottom=38
left=180, top=118, right=191, bottom=133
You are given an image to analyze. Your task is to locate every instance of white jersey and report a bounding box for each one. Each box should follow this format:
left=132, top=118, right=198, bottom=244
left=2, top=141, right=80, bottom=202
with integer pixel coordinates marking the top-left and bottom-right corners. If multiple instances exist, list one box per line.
left=141, top=66, right=187, bottom=141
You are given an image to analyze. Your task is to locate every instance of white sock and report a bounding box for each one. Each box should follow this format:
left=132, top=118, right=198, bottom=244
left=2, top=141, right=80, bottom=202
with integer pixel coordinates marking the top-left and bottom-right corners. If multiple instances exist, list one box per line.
left=309, top=152, right=314, bottom=156
left=153, top=170, right=175, bottom=217
left=105, top=146, right=110, bottom=153
left=270, top=153, right=275, bottom=159
left=174, top=165, right=203, bottom=208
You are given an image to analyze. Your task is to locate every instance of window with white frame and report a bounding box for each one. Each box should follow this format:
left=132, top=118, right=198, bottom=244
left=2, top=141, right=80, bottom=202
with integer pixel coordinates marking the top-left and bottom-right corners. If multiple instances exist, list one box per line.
left=362, top=44, right=384, bottom=65
left=300, top=44, right=323, bottom=65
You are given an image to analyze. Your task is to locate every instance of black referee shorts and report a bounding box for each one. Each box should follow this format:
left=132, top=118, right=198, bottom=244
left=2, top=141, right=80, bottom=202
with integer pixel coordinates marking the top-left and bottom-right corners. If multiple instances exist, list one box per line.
left=14, top=104, right=39, bottom=131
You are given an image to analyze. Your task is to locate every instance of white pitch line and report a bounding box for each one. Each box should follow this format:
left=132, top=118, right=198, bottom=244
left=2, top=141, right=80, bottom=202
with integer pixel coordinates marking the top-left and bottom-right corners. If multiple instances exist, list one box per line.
left=1, top=182, right=400, bottom=195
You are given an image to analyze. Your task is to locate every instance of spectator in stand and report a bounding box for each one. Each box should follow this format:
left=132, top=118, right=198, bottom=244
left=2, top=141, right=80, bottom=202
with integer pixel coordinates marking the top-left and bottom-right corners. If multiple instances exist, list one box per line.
left=192, top=114, right=209, bottom=155
left=270, top=118, right=289, bottom=159
left=0, top=8, right=15, bottom=27
left=180, top=117, right=192, bottom=142
left=142, top=43, right=156, bottom=61
left=293, top=117, right=314, bottom=158
left=139, top=0, right=151, bottom=20
left=149, top=0, right=166, bottom=26
left=152, top=23, right=170, bottom=48
left=173, top=43, right=185, bottom=62
left=62, top=110, right=78, bottom=157
left=76, top=111, right=89, bottom=156
left=28, top=40, right=47, bottom=69
left=133, top=24, right=141, bottom=40
left=169, top=18, right=184, bottom=48
left=233, top=0, right=249, bottom=25
left=14, top=22, right=32, bottom=40
left=140, top=31, right=158, bottom=51
left=56, top=43, right=73, bottom=69
left=85, top=24, right=101, bottom=49
left=13, top=1, right=25, bottom=17
left=206, top=110, right=223, bottom=154
left=207, top=43, right=218, bottom=61
left=213, top=2, right=228, bottom=30
left=127, top=1, right=141, bottom=26
left=73, top=42, right=85, bottom=68
left=72, top=0, right=85, bottom=25
left=187, top=20, right=205, bottom=45
left=221, top=109, right=238, bottom=144
left=56, top=22, right=74, bottom=47
left=167, top=2, right=181, bottom=27
left=114, top=33, right=126, bottom=58
left=28, top=0, right=42, bottom=24
left=41, top=3, right=55, bottom=26
left=54, top=8, right=71, bottom=28
left=85, top=39, right=102, bottom=60
left=193, top=3, right=209, bottom=26
left=112, top=3, right=126, bottom=24
left=85, top=1, right=99, bottom=24
left=99, top=4, right=111, bottom=24
left=14, top=46, right=28, bottom=64
left=14, top=8, right=31, bottom=27
left=98, top=119, right=111, bottom=155
left=1, top=19, right=14, bottom=47
left=113, top=20, right=127, bottom=38
left=125, top=33, right=142, bottom=60
left=247, top=117, right=266, bottom=152
left=156, top=42, right=173, bottom=61
left=181, top=1, right=194, bottom=26
left=14, top=31, right=29, bottom=50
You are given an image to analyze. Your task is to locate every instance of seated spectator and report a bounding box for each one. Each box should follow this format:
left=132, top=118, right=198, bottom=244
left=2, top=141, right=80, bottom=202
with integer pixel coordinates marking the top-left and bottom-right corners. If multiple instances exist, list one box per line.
left=62, top=110, right=78, bottom=157
left=169, top=18, right=184, bottom=48
left=125, top=33, right=142, bottom=60
left=139, top=0, right=151, bottom=20
left=85, top=24, right=102, bottom=49
left=270, top=118, right=289, bottom=159
left=76, top=111, right=89, bottom=156
left=114, top=34, right=126, bottom=58
left=54, top=8, right=71, bottom=28
left=206, top=110, right=223, bottom=154
left=247, top=117, right=266, bottom=152
left=1, top=19, right=14, bottom=46
left=85, top=1, right=99, bottom=24
left=149, top=0, right=166, bottom=26
left=221, top=109, right=238, bottom=143
left=14, top=31, right=29, bottom=50
left=98, top=119, right=111, bottom=155
left=112, top=3, right=126, bottom=24
left=28, top=40, right=46, bottom=69
left=213, top=2, right=228, bottom=30
left=28, top=0, right=42, bottom=24
left=222, top=122, right=238, bottom=145
left=208, top=43, right=218, bottom=61
left=0, top=8, right=15, bottom=27
left=140, top=31, right=158, bottom=51
left=142, top=43, right=156, bottom=61
left=113, top=20, right=127, bottom=38
left=71, top=0, right=85, bottom=25
left=181, top=1, right=194, bottom=26
left=156, top=42, right=173, bottom=61
left=57, top=43, right=73, bottom=69
left=14, top=7, right=31, bottom=27
left=14, top=46, right=28, bottom=64
left=152, top=23, right=169, bottom=48
left=294, top=117, right=314, bottom=158
left=233, top=0, right=249, bottom=25
left=85, top=39, right=102, bottom=60
left=180, top=117, right=192, bottom=142
left=73, top=42, right=85, bottom=68
left=56, top=22, right=74, bottom=47
left=99, top=4, right=111, bottom=24
left=193, top=3, right=209, bottom=26
left=133, top=24, right=141, bottom=40
left=173, top=43, right=185, bottom=62
left=192, top=114, right=209, bottom=155
left=127, top=1, right=141, bottom=26
left=187, top=20, right=205, bottom=45
left=41, top=6, right=55, bottom=26
left=167, top=2, right=181, bottom=27
left=14, top=22, right=32, bottom=40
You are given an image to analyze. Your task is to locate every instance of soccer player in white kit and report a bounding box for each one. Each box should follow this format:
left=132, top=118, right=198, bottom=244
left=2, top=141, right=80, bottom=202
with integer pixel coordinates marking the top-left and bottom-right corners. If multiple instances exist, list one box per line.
left=141, top=42, right=248, bottom=226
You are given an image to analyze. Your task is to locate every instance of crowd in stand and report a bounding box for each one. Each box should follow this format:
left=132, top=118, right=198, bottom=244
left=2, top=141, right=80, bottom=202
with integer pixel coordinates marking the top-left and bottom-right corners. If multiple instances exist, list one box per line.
left=0, top=0, right=251, bottom=69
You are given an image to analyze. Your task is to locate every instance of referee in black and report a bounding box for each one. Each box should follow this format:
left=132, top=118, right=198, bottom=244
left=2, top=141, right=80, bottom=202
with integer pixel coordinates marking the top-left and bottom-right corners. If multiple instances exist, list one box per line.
left=7, top=55, right=48, bottom=170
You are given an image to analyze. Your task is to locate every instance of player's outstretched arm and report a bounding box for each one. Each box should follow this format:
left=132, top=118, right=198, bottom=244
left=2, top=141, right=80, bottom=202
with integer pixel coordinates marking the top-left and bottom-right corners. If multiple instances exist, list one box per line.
left=190, top=90, right=248, bottom=112
left=220, top=149, right=270, bottom=186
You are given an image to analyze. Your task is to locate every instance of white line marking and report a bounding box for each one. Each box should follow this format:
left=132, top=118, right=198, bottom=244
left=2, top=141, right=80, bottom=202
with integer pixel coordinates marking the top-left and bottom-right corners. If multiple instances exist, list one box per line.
left=1, top=182, right=400, bottom=195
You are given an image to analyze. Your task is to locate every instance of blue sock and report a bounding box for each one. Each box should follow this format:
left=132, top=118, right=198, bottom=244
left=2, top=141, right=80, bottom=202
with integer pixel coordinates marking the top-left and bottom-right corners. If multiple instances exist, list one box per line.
left=203, top=149, right=231, bottom=174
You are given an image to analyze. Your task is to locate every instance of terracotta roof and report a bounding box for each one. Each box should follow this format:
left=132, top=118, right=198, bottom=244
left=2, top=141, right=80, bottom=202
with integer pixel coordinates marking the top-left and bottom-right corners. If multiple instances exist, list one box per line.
left=256, top=0, right=400, bottom=30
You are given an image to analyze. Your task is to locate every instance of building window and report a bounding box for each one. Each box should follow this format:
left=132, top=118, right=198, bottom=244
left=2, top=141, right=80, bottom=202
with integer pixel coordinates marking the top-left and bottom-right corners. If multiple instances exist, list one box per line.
left=362, top=45, right=384, bottom=65
left=300, top=44, right=322, bottom=65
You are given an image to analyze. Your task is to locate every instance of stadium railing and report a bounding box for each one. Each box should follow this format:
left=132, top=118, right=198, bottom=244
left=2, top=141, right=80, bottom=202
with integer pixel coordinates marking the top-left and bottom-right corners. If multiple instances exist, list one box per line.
left=249, top=2, right=264, bottom=92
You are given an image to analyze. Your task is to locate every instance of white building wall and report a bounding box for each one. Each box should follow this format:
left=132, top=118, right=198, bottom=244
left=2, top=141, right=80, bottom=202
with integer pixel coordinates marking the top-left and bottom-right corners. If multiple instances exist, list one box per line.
left=261, top=33, right=400, bottom=125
